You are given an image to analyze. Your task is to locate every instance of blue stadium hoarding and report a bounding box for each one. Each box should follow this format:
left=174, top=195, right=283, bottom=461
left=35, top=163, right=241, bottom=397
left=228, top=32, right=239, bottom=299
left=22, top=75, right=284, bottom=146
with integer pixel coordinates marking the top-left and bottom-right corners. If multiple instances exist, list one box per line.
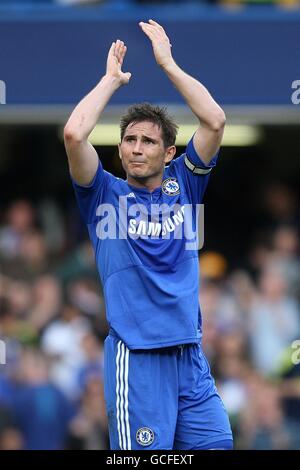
left=0, top=5, right=299, bottom=116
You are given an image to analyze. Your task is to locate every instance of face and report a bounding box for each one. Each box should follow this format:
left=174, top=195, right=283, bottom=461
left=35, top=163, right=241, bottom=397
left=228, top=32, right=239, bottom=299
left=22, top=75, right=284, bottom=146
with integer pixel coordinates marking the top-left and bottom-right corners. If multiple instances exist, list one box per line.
left=119, top=121, right=175, bottom=185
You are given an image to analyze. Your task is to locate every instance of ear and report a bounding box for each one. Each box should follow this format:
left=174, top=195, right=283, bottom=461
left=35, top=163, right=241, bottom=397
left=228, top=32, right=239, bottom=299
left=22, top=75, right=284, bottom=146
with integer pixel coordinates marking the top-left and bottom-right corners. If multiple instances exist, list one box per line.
left=118, top=143, right=122, bottom=160
left=164, top=145, right=176, bottom=164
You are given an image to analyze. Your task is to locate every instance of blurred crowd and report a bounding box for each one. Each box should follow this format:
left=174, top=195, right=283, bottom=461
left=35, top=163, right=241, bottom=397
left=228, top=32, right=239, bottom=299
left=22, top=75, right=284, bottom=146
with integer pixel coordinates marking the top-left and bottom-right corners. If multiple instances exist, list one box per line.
left=200, top=182, right=300, bottom=449
left=0, top=179, right=300, bottom=450
left=0, top=199, right=109, bottom=449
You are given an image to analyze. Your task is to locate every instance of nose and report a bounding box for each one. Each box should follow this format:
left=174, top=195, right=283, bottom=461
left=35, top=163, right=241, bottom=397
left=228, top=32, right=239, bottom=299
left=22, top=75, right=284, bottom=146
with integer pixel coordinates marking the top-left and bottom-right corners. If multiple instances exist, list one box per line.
left=133, top=140, right=142, bottom=154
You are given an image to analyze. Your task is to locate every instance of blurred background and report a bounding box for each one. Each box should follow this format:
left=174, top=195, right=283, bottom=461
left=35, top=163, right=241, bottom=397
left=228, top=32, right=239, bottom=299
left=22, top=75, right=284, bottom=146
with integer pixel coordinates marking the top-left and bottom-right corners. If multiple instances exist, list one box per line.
left=0, top=0, right=300, bottom=450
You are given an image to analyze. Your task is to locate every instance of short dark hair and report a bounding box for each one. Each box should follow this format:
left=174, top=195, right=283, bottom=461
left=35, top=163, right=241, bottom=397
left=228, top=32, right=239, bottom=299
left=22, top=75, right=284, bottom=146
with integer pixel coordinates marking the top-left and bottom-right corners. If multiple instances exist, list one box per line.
left=120, top=103, right=178, bottom=148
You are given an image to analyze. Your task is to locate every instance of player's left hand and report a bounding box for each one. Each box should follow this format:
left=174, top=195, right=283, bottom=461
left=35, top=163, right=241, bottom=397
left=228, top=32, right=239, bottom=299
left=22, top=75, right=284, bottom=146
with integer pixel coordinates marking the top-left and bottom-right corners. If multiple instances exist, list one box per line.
left=139, top=19, right=174, bottom=69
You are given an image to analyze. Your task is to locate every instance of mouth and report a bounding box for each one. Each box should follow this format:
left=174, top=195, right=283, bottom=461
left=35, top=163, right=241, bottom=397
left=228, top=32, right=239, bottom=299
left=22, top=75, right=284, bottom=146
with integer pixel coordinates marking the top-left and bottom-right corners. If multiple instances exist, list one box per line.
left=130, top=161, right=146, bottom=166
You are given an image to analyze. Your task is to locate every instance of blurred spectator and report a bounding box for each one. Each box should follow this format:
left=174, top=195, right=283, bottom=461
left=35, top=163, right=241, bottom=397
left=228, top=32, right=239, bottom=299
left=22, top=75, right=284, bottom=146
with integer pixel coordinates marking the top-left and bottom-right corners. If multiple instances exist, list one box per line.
left=6, top=279, right=32, bottom=319
left=238, top=378, right=300, bottom=449
left=215, top=356, right=250, bottom=433
left=0, top=298, right=25, bottom=374
left=66, top=277, right=107, bottom=339
left=55, top=240, right=98, bottom=284
left=41, top=303, right=91, bottom=400
left=271, top=225, right=300, bottom=298
left=0, top=427, right=24, bottom=450
left=0, top=374, right=15, bottom=408
left=76, top=332, right=104, bottom=393
left=199, top=251, right=227, bottom=281
left=277, top=343, right=300, bottom=425
left=257, top=183, right=299, bottom=232
left=38, top=199, right=65, bottom=256
left=0, top=200, right=59, bottom=279
left=68, top=377, right=108, bottom=450
left=19, top=230, right=49, bottom=275
left=0, top=200, right=36, bottom=260
left=12, top=349, right=74, bottom=450
left=67, top=278, right=103, bottom=318
left=29, top=275, right=62, bottom=334
left=249, top=263, right=300, bottom=376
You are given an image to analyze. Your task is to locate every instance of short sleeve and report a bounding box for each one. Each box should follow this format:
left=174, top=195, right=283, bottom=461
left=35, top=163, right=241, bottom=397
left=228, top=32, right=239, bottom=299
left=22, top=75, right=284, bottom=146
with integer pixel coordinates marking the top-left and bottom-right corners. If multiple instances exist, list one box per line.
left=185, top=135, right=219, bottom=173
left=167, top=136, right=219, bottom=205
left=72, top=160, right=116, bottom=224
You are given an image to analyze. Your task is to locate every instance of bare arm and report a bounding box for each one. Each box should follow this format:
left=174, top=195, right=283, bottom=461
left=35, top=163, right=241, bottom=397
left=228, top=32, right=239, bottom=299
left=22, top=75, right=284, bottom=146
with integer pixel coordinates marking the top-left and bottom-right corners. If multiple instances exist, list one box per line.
left=64, top=40, right=131, bottom=185
left=139, top=20, right=225, bottom=165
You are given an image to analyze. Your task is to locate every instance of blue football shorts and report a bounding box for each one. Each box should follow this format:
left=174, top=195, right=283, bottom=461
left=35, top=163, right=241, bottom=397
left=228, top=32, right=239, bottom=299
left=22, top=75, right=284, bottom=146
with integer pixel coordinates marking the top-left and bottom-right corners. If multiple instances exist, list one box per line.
left=104, top=335, right=233, bottom=450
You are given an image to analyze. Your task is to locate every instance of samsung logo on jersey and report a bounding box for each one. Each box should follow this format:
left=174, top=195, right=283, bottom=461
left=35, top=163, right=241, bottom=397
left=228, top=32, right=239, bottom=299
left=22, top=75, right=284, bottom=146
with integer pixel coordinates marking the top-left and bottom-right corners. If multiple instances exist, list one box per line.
left=128, top=206, right=185, bottom=236
left=95, top=197, right=204, bottom=250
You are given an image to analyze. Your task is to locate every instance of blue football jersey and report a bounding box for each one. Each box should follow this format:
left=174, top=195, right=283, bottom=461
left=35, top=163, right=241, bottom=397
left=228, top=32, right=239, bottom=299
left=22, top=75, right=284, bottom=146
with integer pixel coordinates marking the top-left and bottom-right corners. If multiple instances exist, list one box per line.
left=72, top=137, right=218, bottom=349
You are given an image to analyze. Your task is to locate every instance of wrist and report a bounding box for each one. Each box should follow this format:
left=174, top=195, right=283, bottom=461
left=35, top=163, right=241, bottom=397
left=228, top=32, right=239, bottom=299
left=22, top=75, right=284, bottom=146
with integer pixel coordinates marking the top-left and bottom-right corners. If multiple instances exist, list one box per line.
left=101, top=74, right=123, bottom=90
left=159, top=57, right=176, bottom=69
left=160, top=58, right=177, bottom=72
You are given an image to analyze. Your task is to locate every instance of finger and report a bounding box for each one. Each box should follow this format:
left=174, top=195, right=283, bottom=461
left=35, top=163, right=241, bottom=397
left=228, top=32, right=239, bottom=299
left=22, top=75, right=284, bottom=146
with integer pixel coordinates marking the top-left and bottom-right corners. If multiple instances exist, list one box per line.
left=119, top=45, right=127, bottom=66
left=120, top=44, right=126, bottom=56
left=139, top=22, right=157, bottom=41
left=115, top=39, right=123, bottom=53
left=149, top=19, right=164, bottom=31
left=139, top=23, right=151, bottom=38
left=114, top=39, right=119, bottom=57
left=141, top=22, right=158, bottom=33
left=143, top=23, right=162, bottom=41
left=119, top=41, right=125, bottom=58
left=115, top=40, right=124, bottom=62
left=148, top=20, right=169, bottom=42
left=148, top=19, right=166, bottom=38
left=108, top=42, right=116, bottom=58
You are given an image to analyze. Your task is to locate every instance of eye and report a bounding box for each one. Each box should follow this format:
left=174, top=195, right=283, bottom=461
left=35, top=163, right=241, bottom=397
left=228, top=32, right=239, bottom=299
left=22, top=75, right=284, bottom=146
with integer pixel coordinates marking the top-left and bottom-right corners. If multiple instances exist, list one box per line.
left=126, top=136, right=135, bottom=142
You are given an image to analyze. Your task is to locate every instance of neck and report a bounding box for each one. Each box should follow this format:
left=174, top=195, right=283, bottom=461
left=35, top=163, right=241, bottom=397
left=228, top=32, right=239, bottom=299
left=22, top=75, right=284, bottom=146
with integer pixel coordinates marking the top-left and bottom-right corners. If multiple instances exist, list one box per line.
left=127, top=174, right=163, bottom=192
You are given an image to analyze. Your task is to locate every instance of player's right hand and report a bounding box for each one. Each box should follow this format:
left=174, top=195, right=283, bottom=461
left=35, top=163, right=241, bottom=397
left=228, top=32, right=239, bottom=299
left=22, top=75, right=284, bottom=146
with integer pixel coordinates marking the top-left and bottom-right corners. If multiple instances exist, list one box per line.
left=106, top=40, right=131, bottom=85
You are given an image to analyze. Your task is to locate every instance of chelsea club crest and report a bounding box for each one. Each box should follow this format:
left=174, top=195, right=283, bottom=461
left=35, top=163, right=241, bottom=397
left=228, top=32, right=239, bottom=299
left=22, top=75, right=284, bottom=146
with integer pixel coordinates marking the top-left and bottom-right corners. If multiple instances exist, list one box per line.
left=162, top=177, right=180, bottom=196
left=136, top=427, right=154, bottom=446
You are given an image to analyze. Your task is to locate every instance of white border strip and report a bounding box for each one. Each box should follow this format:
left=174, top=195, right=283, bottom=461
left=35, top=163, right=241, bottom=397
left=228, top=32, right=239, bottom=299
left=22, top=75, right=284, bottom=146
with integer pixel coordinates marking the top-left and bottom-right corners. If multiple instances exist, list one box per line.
left=116, top=340, right=131, bottom=450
